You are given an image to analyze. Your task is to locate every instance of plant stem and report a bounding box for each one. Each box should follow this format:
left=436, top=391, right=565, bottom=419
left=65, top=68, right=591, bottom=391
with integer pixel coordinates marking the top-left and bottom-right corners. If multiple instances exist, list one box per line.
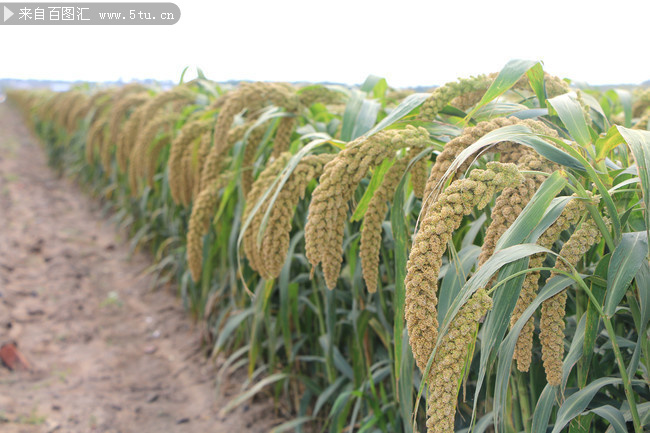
left=508, top=378, right=520, bottom=433
left=602, top=316, right=642, bottom=433
left=569, top=265, right=642, bottom=432
left=516, top=371, right=532, bottom=433
left=546, top=260, right=643, bottom=433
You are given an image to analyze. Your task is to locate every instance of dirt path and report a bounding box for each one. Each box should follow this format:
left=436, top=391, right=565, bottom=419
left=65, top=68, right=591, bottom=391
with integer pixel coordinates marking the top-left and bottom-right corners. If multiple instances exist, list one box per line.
left=0, top=102, right=276, bottom=432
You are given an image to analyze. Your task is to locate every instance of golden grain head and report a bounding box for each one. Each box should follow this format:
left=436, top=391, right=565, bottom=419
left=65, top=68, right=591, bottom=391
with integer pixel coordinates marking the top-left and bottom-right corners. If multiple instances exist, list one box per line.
left=258, top=153, right=334, bottom=279
left=509, top=195, right=590, bottom=372
left=168, top=118, right=214, bottom=204
left=243, top=152, right=294, bottom=275
left=540, top=217, right=603, bottom=385
left=406, top=162, right=523, bottom=373
left=426, top=289, right=492, bottom=433
left=360, top=157, right=408, bottom=293
left=187, top=179, right=223, bottom=282
left=305, top=125, right=431, bottom=290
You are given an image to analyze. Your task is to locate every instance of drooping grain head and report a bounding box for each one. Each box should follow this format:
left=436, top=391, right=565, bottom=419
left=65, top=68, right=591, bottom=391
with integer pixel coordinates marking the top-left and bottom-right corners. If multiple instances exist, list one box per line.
left=540, top=217, right=603, bottom=385
left=419, top=72, right=569, bottom=123
left=199, top=82, right=299, bottom=192
left=140, top=86, right=195, bottom=129
left=420, top=117, right=519, bottom=216
left=304, top=125, right=431, bottom=289
left=168, top=118, right=214, bottom=204
left=360, top=157, right=409, bottom=293
left=117, top=101, right=150, bottom=172
left=63, top=92, right=90, bottom=133
left=187, top=179, right=223, bottom=282
left=632, top=88, right=650, bottom=118
left=129, top=112, right=178, bottom=193
left=271, top=116, right=296, bottom=158
left=297, top=85, right=346, bottom=107
left=76, top=88, right=115, bottom=123
left=405, top=162, right=523, bottom=374
left=110, top=93, right=150, bottom=172
left=510, top=195, right=588, bottom=372
left=258, top=153, right=335, bottom=279
left=407, top=146, right=428, bottom=198
left=242, top=153, right=293, bottom=275
left=420, top=117, right=560, bottom=217
left=426, top=290, right=492, bottom=433
left=478, top=150, right=558, bottom=268
left=240, top=120, right=273, bottom=196
left=418, top=74, right=495, bottom=122
left=192, top=130, right=215, bottom=203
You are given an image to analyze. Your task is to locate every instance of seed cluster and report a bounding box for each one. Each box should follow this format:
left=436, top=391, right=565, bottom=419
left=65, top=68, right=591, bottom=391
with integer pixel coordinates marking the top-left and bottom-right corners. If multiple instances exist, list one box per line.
left=199, top=82, right=299, bottom=192
left=305, top=126, right=431, bottom=289
left=255, top=154, right=334, bottom=279
left=420, top=117, right=518, bottom=214
left=360, top=157, right=409, bottom=293
left=418, top=72, right=569, bottom=123
left=75, top=89, right=116, bottom=126
left=89, top=95, right=120, bottom=163
left=111, top=93, right=150, bottom=172
left=85, top=109, right=111, bottom=165
left=297, top=85, right=345, bottom=107
left=632, top=88, right=650, bottom=117
left=240, top=121, right=273, bottom=197
left=62, top=92, right=89, bottom=133
left=407, top=146, right=428, bottom=198
left=426, top=290, right=493, bottom=433
left=540, top=217, right=603, bottom=385
left=405, top=162, right=523, bottom=373
left=187, top=176, right=228, bottom=282
left=242, top=153, right=294, bottom=275
left=271, top=116, right=297, bottom=158
left=168, top=118, right=215, bottom=204
left=129, top=112, right=179, bottom=192
left=418, top=74, right=494, bottom=121
left=421, top=117, right=560, bottom=216
left=121, top=87, right=194, bottom=175
left=633, top=112, right=650, bottom=130
left=182, top=130, right=209, bottom=201
left=510, top=196, right=587, bottom=372
left=478, top=151, right=557, bottom=268
left=140, top=86, right=195, bottom=128
left=117, top=102, right=149, bottom=170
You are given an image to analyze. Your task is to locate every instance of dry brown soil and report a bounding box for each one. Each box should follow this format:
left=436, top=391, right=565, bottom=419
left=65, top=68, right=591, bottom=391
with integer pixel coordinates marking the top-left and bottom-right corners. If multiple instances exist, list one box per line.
left=0, top=101, right=279, bottom=432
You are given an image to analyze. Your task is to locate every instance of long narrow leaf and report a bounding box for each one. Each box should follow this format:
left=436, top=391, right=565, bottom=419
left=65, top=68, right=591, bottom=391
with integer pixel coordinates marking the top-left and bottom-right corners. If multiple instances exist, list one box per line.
left=219, top=373, right=289, bottom=415
left=604, top=231, right=649, bottom=317
left=551, top=377, right=623, bottom=433
left=531, top=384, right=558, bottom=433
left=548, top=93, right=592, bottom=148
left=617, top=126, right=650, bottom=250
left=586, top=405, right=627, bottom=433
left=494, top=275, right=576, bottom=431
left=466, top=59, right=541, bottom=119
left=366, top=93, right=430, bottom=136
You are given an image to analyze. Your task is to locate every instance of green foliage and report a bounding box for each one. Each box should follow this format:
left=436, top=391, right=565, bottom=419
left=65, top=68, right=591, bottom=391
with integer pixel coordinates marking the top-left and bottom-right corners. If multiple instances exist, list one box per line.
left=7, top=59, right=650, bottom=433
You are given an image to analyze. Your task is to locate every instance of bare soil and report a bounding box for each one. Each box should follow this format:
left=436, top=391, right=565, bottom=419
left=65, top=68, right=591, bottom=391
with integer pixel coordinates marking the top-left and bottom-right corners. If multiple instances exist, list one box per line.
left=0, top=102, right=278, bottom=432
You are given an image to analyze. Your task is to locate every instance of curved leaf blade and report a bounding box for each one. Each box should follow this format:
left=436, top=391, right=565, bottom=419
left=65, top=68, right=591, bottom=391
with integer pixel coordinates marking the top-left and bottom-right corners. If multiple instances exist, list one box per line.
left=466, top=59, right=541, bottom=119
left=604, top=231, right=649, bottom=317
left=366, top=93, right=429, bottom=136
left=587, top=405, right=627, bottom=433
left=494, top=275, right=575, bottom=430
left=548, top=93, right=592, bottom=148
left=532, top=384, right=558, bottom=433
left=551, top=377, right=623, bottom=433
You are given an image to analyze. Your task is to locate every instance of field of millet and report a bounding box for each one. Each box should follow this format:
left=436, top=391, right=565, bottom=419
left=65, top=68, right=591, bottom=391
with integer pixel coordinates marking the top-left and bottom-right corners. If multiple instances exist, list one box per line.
left=2, top=60, right=650, bottom=433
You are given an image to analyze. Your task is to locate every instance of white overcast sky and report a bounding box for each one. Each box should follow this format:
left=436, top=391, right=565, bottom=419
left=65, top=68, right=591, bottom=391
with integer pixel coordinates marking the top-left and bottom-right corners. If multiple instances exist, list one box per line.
left=2, top=0, right=649, bottom=87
